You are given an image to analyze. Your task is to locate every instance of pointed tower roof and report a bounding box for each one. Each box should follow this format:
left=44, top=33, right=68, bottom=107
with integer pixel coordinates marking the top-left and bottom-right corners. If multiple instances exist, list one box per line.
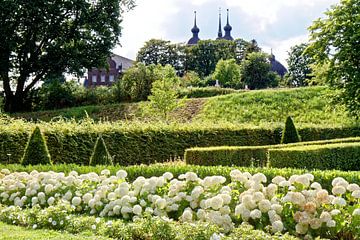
left=217, top=8, right=223, bottom=39
left=187, top=11, right=200, bottom=45
left=223, top=9, right=233, bottom=40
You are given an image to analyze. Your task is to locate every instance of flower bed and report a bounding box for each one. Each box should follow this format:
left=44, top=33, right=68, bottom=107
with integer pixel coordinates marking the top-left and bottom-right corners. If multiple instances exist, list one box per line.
left=0, top=168, right=359, bottom=238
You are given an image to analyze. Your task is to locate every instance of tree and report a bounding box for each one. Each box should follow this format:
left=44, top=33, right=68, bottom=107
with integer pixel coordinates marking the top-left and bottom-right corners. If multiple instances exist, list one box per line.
left=285, top=43, right=315, bottom=87
left=21, top=127, right=52, bottom=165
left=307, top=0, right=360, bottom=118
left=240, top=52, right=279, bottom=89
left=143, top=65, right=185, bottom=121
left=281, top=116, right=301, bottom=144
left=89, top=135, right=113, bottom=166
left=0, top=0, right=134, bottom=112
left=184, top=39, right=237, bottom=78
left=213, top=59, right=241, bottom=88
left=244, top=39, right=261, bottom=58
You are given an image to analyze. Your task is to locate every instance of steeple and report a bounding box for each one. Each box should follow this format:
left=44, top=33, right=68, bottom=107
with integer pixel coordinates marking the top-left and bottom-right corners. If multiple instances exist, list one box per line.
left=187, top=11, right=200, bottom=45
left=217, top=8, right=223, bottom=39
left=223, top=9, right=233, bottom=40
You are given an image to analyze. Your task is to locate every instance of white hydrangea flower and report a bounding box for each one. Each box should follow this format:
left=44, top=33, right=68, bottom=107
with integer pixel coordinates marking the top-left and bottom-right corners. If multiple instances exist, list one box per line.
left=116, top=170, right=127, bottom=179
left=332, top=197, right=346, bottom=207
left=326, top=220, right=336, bottom=228
left=332, top=186, right=346, bottom=195
left=258, top=199, right=271, bottom=213
left=132, top=205, right=142, bottom=215
left=295, top=223, right=308, bottom=235
left=351, top=190, right=360, bottom=199
left=272, top=220, right=284, bottom=233
left=272, top=176, right=286, bottom=185
left=250, top=209, right=262, bottom=219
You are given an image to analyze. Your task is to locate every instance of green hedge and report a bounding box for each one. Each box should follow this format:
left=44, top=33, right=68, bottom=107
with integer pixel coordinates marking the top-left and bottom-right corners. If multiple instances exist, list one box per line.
left=2, top=162, right=360, bottom=191
left=185, top=137, right=360, bottom=167
left=0, top=120, right=359, bottom=165
left=269, top=142, right=360, bottom=170
left=177, top=87, right=240, bottom=98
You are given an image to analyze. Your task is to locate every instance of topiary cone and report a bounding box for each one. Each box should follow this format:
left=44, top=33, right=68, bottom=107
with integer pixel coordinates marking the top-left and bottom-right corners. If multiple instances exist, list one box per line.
left=21, top=126, right=52, bottom=165
left=281, top=116, right=301, bottom=144
left=89, top=135, right=113, bottom=166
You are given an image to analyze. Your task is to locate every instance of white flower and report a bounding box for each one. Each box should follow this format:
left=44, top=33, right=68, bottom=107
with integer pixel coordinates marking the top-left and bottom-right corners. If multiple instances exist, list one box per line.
left=116, top=170, right=127, bottom=179
left=100, top=169, right=110, bottom=176
left=330, top=209, right=341, bottom=216
left=95, top=217, right=101, bottom=224
left=295, top=175, right=310, bottom=187
left=332, top=197, right=346, bottom=207
left=295, top=223, right=308, bottom=235
left=332, top=177, right=349, bottom=188
left=320, top=211, right=332, bottom=223
left=163, top=172, right=173, bottom=180
left=279, top=181, right=291, bottom=187
left=32, top=224, right=37, bottom=229
left=258, top=200, right=271, bottom=213
left=272, top=176, right=286, bottom=185
left=272, top=220, right=284, bottom=233
left=351, top=190, right=360, bottom=199
left=310, top=182, right=322, bottom=190
left=91, top=224, right=96, bottom=230
left=252, top=173, right=267, bottom=183
left=250, top=209, right=262, bottom=219
left=352, top=209, right=360, bottom=216
left=185, top=172, right=198, bottom=182
left=347, top=184, right=360, bottom=192
left=326, top=220, right=336, bottom=228
left=155, top=198, right=167, bottom=209
left=52, top=220, right=57, bottom=226
left=210, top=233, right=222, bottom=240
left=181, top=208, right=193, bottom=222
left=133, top=205, right=142, bottom=215
left=210, top=196, right=223, bottom=210
left=332, top=186, right=346, bottom=195
left=71, top=196, right=82, bottom=206
left=309, top=218, right=322, bottom=229
left=47, top=197, right=55, bottom=205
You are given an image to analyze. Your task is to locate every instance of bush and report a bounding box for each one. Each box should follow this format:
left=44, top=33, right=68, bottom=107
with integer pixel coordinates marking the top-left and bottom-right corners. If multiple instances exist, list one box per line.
left=185, top=137, right=360, bottom=168
left=281, top=116, right=301, bottom=144
left=21, top=127, right=51, bottom=165
left=185, top=146, right=268, bottom=167
left=89, top=136, right=113, bottom=166
left=269, top=142, right=360, bottom=170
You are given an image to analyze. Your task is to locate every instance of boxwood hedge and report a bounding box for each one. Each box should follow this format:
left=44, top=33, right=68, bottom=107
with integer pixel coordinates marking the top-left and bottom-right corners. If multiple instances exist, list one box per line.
left=269, top=142, right=360, bottom=170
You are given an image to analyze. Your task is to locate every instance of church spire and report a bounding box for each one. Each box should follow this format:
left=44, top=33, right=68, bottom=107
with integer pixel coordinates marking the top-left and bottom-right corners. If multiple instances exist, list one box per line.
left=217, top=8, right=223, bottom=39
left=187, top=11, right=200, bottom=45
left=223, top=9, right=233, bottom=40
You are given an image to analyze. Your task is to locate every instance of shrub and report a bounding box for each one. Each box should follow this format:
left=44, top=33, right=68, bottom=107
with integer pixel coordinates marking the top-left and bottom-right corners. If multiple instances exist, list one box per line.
left=21, top=127, right=51, bottom=165
left=269, top=142, right=360, bottom=170
left=89, top=136, right=113, bottom=166
left=185, top=146, right=268, bottom=167
left=281, top=116, right=301, bottom=144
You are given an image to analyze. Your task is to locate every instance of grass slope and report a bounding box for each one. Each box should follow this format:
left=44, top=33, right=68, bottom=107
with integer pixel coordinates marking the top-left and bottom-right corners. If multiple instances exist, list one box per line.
left=196, top=86, right=353, bottom=125
left=0, top=222, right=111, bottom=240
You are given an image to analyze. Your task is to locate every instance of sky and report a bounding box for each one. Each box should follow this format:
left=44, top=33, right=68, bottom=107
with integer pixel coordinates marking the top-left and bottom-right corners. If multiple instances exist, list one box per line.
left=113, top=0, right=339, bottom=66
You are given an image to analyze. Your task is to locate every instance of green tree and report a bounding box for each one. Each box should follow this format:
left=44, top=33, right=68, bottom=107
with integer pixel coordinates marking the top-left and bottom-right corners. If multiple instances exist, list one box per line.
left=21, top=127, right=52, bottom=165
left=181, top=71, right=202, bottom=87
left=240, top=52, right=279, bottom=89
left=307, top=0, right=360, bottom=117
left=281, top=116, right=301, bottom=144
left=0, top=0, right=134, bottom=112
left=120, top=63, right=160, bottom=101
left=244, top=39, right=261, bottom=58
left=89, top=136, right=113, bottom=166
left=285, top=43, right=315, bottom=87
left=144, top=65, right=185, bottom=121
left=213, top=59, right=241, bottom=88
left=185, top=39, right=237, bottom=78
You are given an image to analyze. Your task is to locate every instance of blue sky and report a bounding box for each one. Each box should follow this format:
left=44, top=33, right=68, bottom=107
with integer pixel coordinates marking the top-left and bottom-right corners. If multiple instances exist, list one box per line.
left=114, top=0, right=339, bottom=66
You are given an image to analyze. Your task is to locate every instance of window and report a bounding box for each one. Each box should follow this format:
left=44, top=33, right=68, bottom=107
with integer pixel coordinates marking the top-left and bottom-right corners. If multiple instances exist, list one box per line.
left=109, top=75, right=114, bottom=82
left=92, top=75, right=97, bottom=83
left=101, top=74, right=106, bottom=82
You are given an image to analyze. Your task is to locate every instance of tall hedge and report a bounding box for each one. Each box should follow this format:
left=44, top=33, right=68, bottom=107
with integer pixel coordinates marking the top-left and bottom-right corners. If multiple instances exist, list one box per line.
left=89, top=136, right=113, bottom=166
left=21, top=127, right=52, bottom=165
left=0, top=123, right=359, bottom=165
left=281, top=116, right=301, bottom=144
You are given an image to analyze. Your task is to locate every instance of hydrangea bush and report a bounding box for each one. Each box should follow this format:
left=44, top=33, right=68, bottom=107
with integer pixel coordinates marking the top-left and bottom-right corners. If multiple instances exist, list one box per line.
left=0, top=168, right=359, bottom=238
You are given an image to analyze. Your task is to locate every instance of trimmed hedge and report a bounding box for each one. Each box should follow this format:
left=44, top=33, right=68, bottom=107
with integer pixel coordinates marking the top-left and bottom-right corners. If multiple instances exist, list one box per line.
left=2, top=162, right=360, bottom=191
left=281, top=116, right=301, bottom=144
left=269, top=142, right=360, bottom=170
left=185, top=137, right=360, bottom=167
left=0, top=120, right=359, bottom=165
left=177, top=87, right=241, bottom=98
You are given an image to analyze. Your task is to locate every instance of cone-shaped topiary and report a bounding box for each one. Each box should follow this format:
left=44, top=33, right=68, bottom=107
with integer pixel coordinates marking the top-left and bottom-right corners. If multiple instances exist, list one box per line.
left=21, top=127, right=52, bottom=165
left=281, top=116, right=301, bottom=144
left=89, top=135, right=113, bottom=166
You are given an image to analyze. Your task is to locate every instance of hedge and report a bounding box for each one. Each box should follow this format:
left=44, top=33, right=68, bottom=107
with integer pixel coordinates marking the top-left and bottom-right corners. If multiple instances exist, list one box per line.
left=269, top=142, right=360, bottom=171
left=185, top=137, right=360, bottom=167
left=177, top=87, right=241, bottom=98
left=0, top=120, right=359, bottom=165
left=2, top=162, right=360, bottom=191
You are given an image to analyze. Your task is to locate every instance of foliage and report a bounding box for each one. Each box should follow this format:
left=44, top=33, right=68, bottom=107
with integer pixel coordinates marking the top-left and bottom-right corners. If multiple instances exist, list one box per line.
left=197, top=86, right=355, bottom=125
left=184, top=39, right=237, bottom=78
left=180, top=71, right=202, bottom=87
left=281, top=116, right=301, bottom=144
left=213, top=59, right=242, bottom=89
left=178, top=87, right=240, bottom=99
left=307, top=0, right=360, bottom=118
left=21, top=127, right=51, bottom=166
left=0, top=0, right=134, bottom=112
left=284, top=43, right=315, bottom=87
left=89, top=136, right=113, bottom=166
left=120, top=63, right=161, bottom=101
left=136, top=39, right=184, bottom=74
left=239, top=52, right=278, bottom=90
left=269, top=142, right=360, bottom=171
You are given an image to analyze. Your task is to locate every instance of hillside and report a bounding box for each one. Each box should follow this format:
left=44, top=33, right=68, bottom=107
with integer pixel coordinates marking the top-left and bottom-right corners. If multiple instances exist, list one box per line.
left=12, top=86, right=356, bottom=126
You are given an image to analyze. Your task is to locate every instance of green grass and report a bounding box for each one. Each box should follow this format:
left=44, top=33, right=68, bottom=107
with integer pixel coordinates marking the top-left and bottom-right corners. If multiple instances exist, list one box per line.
left=0, top=221, right=112, bottom=240
left=196, top=86, right=354, bottom=126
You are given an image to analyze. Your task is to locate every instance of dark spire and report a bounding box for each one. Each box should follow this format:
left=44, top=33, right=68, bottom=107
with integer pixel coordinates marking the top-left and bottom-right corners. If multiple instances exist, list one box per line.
left=187, top=11, right=200, bottom=45
left=217, top=8, right=223, bottom=39
left=223, top=9, right=233, bottom=40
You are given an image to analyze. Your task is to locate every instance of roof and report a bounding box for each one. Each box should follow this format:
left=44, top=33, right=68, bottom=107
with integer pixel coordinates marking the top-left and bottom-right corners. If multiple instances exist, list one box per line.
left=270, top=55, right=287, bottom=77
left=111, top=54, right=135, bottom=71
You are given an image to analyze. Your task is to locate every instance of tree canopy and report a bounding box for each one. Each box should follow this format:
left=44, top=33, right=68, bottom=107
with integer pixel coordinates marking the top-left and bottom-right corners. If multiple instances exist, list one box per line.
left=0, top=0, right=134, bottom=112
left=307, top=0, right=360, bottom=118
